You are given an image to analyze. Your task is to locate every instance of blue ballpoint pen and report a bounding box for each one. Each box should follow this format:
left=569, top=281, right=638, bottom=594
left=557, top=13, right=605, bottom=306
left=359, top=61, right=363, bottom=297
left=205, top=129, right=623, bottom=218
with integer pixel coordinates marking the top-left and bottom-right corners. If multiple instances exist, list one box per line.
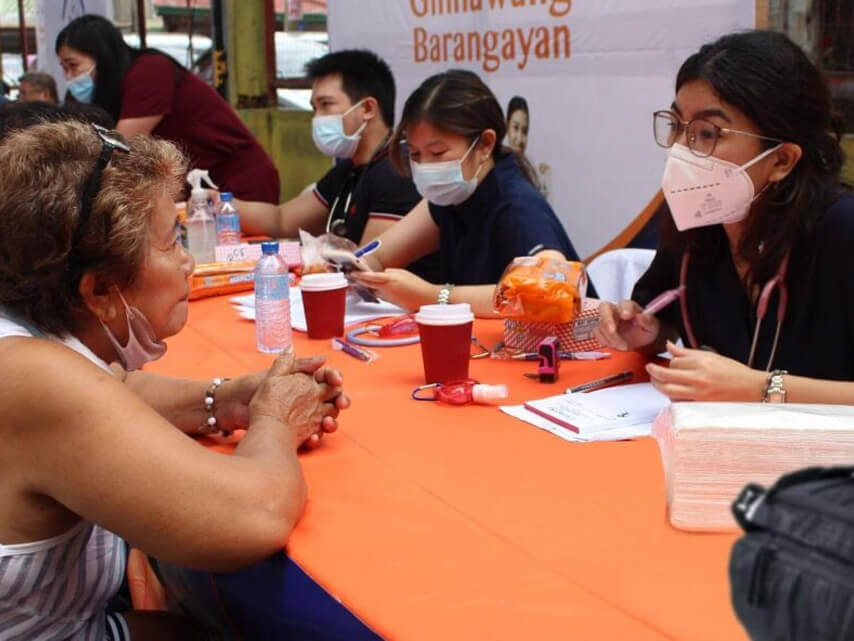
left=354, top=239, right=382, bottom=258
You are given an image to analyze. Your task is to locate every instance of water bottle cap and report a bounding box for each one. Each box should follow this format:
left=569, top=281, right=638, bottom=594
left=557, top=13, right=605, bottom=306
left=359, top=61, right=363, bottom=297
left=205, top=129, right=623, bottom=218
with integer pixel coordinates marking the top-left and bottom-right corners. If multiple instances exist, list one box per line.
left=221, top=192, right=233, bottom=202
left=261, top=241, right=279, bottom=255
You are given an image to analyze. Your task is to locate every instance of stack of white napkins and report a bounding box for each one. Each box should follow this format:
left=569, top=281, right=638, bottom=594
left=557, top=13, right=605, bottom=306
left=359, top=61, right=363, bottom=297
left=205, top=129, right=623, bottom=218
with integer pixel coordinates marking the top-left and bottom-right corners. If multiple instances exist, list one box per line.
left=654, top=403, right=854, bottom=531
left=230, top=290, right=405, bottom=332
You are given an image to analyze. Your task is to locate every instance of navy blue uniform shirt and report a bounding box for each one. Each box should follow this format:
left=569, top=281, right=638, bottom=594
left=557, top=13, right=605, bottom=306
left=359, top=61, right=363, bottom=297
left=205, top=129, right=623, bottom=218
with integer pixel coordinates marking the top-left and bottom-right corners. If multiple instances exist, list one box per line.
left=633, top=191, right=854, bottom=380
left=428, top=152, right=583, bottom=286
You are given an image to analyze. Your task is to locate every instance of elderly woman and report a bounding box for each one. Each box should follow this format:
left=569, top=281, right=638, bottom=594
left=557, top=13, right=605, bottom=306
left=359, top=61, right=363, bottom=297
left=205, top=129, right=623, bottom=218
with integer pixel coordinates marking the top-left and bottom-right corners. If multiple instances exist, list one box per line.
left=0, top=121, right=348, bottom=640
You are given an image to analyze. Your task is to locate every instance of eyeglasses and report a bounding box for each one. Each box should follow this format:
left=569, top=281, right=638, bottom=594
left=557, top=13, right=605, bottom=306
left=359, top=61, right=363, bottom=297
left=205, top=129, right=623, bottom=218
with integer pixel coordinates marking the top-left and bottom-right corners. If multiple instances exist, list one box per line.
left=77, top=124, right=131, bottom=237
left=652, top=110, right=782, bottom=158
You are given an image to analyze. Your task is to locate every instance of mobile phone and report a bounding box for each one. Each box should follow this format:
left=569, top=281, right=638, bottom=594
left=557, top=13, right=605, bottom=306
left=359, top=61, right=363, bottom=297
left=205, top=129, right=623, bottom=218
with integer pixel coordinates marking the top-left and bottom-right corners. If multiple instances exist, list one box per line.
left=321, top=247, right=373, bottom=273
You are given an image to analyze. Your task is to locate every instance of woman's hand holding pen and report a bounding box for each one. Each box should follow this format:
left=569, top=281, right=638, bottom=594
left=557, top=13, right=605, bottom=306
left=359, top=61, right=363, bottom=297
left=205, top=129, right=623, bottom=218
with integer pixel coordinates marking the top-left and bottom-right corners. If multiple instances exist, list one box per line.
left=595, top=300, right=660, bottom=351
left=647, top=341, right=766, bottom=402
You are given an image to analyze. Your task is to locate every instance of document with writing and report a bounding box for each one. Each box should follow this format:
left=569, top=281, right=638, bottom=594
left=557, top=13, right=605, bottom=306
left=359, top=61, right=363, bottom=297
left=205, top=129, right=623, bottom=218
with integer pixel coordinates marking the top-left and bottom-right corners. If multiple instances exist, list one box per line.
left=501, top=383, right=669, bottom=443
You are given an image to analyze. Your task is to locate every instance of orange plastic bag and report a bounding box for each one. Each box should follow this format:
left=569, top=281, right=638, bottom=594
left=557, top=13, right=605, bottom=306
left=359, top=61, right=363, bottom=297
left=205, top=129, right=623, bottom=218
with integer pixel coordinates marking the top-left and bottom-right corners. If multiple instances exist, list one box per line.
left=493, top=256, right=587, bottom=324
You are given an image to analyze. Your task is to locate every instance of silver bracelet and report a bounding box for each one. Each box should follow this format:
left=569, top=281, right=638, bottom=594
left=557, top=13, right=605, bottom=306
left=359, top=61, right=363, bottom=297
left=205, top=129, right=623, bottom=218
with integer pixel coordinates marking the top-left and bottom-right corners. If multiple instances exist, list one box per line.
left=437, top=283, right=454, bottom=305
left=761, top=370, right=788, bottom=403
left=199, top=377, right=231, bottom=435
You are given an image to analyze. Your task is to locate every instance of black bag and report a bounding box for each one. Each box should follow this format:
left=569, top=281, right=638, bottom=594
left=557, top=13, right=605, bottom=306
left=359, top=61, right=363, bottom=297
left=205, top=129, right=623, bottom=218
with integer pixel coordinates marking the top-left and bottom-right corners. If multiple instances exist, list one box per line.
left=730, top=466, right=854, bottom=641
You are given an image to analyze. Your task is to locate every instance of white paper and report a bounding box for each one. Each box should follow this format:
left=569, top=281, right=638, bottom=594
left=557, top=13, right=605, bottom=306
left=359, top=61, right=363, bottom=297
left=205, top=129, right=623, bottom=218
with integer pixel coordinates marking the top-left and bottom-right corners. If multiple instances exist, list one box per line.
left=570, top=383, right=670, bottom=427
left=500, top=405, right=653, bottom=443
left=501, top=405, right=590, bottom=442
left=231, top=289, right=406, bottom=332
left=523, top=396, right=615, bottom=433
left=234, top=305, right=255, bottom=320
left=509, top=383, right=669, bottom=437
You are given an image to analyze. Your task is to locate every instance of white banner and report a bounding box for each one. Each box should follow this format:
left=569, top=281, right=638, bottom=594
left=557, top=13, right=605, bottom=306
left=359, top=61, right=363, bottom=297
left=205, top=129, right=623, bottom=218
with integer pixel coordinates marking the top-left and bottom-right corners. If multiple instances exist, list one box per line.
left=36, top=0, right=113, bottom=99
left=328, top=0, right=754, bottom=257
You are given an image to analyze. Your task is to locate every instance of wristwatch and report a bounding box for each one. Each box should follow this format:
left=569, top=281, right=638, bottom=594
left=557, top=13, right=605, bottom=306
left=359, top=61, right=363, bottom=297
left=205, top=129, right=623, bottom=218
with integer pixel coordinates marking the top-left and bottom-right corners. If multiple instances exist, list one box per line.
left=762, top=370, right=788, bottom=403
left=437, top=283, right=454, bottom=305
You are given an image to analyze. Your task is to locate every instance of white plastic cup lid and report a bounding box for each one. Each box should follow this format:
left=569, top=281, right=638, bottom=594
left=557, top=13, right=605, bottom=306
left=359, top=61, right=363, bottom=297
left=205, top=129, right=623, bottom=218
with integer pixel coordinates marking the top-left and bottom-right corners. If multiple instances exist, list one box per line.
left=415, top=303, right=474, bottom=326
left=300, top=273, right=349, bottom=292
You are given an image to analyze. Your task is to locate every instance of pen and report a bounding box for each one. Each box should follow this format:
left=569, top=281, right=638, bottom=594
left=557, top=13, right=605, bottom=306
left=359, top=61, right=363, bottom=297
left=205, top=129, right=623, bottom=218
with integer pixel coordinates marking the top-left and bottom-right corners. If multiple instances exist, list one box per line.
left=511, top=351, right=611, bottom=361
left=641, top=286, right=684, bottom=315
left=566, top=370, right=633, bottom=394
left=354, top=239, right=382, bottom=258
left=331, top=337, right=377, bottom=362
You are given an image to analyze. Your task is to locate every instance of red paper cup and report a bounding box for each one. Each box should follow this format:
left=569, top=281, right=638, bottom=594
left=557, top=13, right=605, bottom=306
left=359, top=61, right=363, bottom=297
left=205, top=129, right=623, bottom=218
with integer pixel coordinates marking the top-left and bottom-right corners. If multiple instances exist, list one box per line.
left=300, top=273, right=348, bottom=339
left=415, top=304, right=475, bottom=384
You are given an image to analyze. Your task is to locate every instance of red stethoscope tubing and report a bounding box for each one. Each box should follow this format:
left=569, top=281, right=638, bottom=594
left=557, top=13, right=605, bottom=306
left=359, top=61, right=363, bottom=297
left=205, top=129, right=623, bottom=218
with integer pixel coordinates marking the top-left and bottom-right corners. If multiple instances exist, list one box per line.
left=678, top=250, right=790, bottom=371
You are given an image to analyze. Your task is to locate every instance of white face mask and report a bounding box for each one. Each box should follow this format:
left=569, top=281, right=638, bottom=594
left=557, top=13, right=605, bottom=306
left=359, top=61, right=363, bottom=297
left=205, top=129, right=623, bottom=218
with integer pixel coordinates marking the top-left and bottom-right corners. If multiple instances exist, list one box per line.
left=661, top=142, right=782, bottom=231
left=99, top=290, right=167, bottom=370
left=311, top=99, right=368, bottom=159
left=410, top=138, right=483, bottom=207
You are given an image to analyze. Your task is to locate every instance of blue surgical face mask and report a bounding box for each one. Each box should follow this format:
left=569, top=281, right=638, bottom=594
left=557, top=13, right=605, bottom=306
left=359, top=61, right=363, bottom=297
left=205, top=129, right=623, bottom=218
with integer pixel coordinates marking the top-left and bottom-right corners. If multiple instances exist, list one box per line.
left=67, top=65, right=95, bottom=104
left=311, top=99, right=368, bottom=159
left=410, top=137, right=483, bottom=207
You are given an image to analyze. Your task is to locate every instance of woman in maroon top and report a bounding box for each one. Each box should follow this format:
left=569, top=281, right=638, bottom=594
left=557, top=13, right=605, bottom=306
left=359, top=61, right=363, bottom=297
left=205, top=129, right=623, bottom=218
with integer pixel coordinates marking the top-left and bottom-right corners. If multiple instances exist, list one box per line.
left=56, top=14, right=280, bottom=203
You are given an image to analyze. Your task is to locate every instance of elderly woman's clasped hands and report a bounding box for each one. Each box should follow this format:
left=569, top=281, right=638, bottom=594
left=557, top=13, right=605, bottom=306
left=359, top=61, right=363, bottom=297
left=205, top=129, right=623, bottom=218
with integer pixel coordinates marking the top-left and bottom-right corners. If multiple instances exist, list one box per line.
left=248, top=352, right=350, bottom=449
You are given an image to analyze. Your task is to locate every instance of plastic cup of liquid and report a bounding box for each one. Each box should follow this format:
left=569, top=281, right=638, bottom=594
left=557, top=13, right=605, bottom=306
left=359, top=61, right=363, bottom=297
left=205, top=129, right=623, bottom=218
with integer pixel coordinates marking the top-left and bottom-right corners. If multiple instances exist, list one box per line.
left=415, top=303, right=474, bottom=384
left=300, top=273, right=349, bottom=339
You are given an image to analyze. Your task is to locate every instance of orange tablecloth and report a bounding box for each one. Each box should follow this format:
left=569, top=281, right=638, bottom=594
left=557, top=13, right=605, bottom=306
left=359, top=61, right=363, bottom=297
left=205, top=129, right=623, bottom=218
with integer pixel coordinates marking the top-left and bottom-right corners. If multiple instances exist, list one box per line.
left=146, top=296, right=746, bottom=641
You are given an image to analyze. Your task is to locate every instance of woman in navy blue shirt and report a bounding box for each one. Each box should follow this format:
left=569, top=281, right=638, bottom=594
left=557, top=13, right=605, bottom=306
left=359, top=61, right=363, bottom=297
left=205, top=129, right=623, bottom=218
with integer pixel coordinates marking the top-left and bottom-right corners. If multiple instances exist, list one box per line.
left=353, top=70, right=584, bottom=315
left=596, top=31, right=854, bottom=404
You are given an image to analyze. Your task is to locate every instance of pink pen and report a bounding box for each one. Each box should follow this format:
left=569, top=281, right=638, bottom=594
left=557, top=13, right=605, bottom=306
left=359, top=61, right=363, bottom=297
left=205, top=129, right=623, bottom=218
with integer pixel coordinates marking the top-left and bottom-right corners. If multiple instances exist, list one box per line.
left=641, top=285, right=684, bottom=315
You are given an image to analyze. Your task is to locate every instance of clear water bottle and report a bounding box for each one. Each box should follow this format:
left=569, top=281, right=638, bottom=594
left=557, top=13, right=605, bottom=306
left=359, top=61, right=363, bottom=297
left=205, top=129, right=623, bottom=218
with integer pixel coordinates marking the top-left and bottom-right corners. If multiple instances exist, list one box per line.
left=216, top=192, right=241, bottom=245
left=254, top=241, right=292, bottom=354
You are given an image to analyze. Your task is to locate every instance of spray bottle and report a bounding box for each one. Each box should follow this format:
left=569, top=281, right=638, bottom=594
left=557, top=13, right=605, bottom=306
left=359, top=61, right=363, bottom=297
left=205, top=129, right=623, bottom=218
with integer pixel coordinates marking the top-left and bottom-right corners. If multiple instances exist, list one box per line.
left=186, top=169, right=218, bottom=264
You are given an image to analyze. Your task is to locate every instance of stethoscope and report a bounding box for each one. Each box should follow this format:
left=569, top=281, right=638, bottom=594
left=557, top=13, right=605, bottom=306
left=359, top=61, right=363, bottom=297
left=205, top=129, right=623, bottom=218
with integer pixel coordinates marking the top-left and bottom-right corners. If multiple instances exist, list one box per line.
left=677, top=249, right=789, bottom=372
left=326, top=136, right=391, bottom=237
left=326, top=183, right=354, bottom=237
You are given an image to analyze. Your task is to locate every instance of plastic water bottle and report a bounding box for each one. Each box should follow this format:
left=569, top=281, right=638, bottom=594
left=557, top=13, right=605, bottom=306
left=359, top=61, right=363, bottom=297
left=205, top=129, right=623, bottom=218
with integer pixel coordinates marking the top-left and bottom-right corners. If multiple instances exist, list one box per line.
left=216, top=192, right=241, bottom=245
left=254, top=241, right=292, bottom=354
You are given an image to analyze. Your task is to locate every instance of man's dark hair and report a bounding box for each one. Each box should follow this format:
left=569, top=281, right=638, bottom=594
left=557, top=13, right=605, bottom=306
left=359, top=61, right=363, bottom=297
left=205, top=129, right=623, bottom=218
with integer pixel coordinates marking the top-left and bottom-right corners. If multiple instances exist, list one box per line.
left=0, top=101, right=115, bottom=141
left=19, top=71, right=59, bottom=103
left=305, top=49, right=396, bottom=127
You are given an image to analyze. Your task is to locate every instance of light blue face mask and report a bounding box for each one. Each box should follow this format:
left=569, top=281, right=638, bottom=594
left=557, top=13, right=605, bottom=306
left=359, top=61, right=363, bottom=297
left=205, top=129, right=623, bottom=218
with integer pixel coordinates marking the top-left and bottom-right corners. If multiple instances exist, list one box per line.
left=410, top=137, right=483, bottom=207
left=67, top=66, right=95, bottom=104
left=311, top=99, right=367, bottom=159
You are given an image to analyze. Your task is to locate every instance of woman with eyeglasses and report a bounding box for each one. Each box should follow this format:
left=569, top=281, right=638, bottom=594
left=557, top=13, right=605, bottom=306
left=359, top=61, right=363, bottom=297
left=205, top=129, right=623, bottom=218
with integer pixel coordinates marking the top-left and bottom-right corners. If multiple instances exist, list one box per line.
left=0, top=121, right=348, bottom=640
left=350, top=69, right=586, bottom=314
left=596, top=30, right=853, bottom=403
left=55, top=14, right=280, bottom=204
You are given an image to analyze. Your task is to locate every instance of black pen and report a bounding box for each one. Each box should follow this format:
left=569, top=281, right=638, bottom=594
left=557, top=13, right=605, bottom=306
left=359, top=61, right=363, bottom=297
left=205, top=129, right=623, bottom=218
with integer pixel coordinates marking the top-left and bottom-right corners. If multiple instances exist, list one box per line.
left=511, top=350, right=611, bottom=361
left=566, top=370, right=634, bottom=394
